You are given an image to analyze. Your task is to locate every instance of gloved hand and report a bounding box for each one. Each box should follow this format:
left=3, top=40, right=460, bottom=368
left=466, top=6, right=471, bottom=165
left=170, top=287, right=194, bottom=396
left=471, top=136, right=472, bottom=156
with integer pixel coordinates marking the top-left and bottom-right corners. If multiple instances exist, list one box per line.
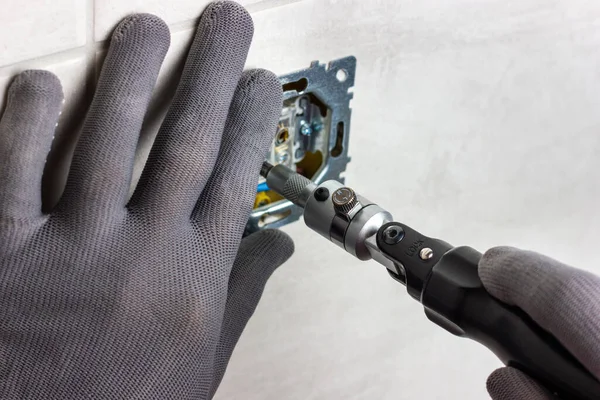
left=480, top=247, right=600, bottom=399
left=0, top=1, right=293, bottom=398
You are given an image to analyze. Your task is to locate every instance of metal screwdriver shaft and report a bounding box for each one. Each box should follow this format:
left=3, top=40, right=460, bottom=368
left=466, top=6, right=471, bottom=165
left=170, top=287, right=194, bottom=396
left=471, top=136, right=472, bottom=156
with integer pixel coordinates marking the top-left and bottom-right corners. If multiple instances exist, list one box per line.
left=260, top=162, right=316, bottom=207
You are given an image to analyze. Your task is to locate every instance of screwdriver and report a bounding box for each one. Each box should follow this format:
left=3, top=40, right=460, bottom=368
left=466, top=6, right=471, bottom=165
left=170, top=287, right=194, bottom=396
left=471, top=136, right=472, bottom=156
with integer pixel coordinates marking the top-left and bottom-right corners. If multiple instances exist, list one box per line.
left=260, top=161, right=600, bottom=400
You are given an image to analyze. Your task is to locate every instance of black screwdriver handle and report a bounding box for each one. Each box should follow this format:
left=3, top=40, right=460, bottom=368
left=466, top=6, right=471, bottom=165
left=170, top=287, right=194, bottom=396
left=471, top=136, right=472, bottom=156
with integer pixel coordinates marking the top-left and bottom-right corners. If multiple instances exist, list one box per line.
left=423, top=246, right=600, bottom=400
left=376, top=223, right=600, bottom=400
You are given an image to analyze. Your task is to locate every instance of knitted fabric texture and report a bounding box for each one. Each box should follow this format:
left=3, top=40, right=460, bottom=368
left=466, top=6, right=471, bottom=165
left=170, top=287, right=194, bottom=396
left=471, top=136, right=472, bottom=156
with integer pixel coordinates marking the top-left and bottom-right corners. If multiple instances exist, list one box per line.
left=0, top=2, right=293, bottom=398
left=480, top=247, right=600, bottom=399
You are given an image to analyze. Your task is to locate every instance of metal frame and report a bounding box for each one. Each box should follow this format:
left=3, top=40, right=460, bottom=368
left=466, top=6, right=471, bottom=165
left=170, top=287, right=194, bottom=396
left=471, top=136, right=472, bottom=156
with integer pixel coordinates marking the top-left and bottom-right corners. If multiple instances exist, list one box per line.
left=245, top=56, right=356, bottom=234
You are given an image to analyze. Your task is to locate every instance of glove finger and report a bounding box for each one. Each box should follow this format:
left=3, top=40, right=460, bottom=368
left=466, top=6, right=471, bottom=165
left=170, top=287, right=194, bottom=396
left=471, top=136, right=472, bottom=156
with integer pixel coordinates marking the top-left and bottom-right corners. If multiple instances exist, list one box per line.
left=192, top=69, right=282, bottom=238
left=479, top=246, right=600, bottom=378
left=0, top=70, right=63, bottom=222
left=208, top=229, right=294, bottom=397
left=58, top=14, right=169, bottom=217
left=487, top=367, right=555, bottom=400
left=130, top=1, right=253, bottom=223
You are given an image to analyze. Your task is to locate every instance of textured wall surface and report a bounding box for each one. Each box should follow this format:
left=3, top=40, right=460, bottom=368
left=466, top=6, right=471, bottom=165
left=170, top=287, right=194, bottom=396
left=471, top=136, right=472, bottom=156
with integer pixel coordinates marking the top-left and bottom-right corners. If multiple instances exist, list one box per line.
left=2, top=0, right=600, bottom=399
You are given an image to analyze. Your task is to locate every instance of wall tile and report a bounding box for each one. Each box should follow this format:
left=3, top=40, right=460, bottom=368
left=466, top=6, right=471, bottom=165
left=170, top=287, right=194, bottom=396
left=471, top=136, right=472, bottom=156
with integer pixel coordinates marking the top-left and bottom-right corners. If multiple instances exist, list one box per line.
left=220, top=0, right=600, bottom=399
left=0, top=0, right=86, bottom=67
left=94, top=0, right=278, bottom=42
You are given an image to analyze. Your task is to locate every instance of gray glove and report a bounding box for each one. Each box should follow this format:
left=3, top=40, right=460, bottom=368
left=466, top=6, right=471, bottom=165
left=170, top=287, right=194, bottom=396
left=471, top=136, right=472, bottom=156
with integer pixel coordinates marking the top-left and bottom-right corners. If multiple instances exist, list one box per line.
left=480, top=247, right=600, bottom=399
left=0, top=1, right=293, bottom=398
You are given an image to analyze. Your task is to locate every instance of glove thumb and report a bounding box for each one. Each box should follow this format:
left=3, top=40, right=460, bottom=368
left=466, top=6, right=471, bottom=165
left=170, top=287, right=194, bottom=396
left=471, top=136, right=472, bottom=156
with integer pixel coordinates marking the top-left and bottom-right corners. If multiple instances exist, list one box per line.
left=487, top=367, right=554, bottom=400
left=209, top=229, right=294, bottom=397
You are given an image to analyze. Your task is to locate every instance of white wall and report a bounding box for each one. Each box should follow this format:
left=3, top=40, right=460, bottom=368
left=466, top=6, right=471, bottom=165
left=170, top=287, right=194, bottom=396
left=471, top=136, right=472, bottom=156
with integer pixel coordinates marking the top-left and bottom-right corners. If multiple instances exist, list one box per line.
left=2, top=0, right=600, bottom=399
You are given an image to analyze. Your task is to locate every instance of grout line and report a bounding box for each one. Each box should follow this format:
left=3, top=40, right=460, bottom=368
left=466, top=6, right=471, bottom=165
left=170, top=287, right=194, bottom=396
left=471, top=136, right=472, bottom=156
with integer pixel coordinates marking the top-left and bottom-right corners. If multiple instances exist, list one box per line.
left=0, top=47, right=88, bottom=77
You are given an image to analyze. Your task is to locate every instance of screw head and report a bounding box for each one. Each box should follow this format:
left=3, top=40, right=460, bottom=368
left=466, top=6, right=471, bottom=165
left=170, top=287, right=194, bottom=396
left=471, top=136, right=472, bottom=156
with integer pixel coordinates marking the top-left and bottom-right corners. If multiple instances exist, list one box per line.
left=314, top=187, right=330, bottom=202
left=419, top=247, right=434, bottom=260
left=300, top=121, right=313, bottom=136
left=382, top=225, right=405, bottom=245
left=276, top=152, right=289, bottom=164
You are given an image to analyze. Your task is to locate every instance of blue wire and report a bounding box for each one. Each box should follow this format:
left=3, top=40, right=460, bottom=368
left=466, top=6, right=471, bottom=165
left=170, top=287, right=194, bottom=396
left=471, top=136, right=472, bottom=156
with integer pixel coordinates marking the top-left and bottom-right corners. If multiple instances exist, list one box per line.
left=257, top=182, right=269, bottom=192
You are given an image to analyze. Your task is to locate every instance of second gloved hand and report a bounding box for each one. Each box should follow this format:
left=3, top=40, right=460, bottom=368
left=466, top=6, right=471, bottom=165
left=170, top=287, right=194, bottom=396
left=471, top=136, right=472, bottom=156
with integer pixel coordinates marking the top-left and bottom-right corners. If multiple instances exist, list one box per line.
left=480, top=247, right=600, bottom=399
left=0, top=1, right=293, bottom=399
